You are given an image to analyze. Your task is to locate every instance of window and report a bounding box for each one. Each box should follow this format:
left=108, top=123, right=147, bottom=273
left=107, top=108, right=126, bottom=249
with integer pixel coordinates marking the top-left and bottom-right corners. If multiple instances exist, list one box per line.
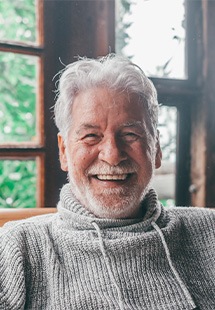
left=115, top=0, right=186, bottom=79
left=0, top=0, right=44, bottom=208
left=153, top=106, right=177, bottom=206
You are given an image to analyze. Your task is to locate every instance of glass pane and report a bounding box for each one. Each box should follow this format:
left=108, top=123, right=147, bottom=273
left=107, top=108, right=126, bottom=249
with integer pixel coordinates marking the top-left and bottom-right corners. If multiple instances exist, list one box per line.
left=0, top=52, right=39, bottom=144
left=0, top=0, right=38, bottom=44
left=0, top=159, right=37, bottom=208
left=152, top=106, right=177, bottom=206
left=115, top=0, right=186, bottom=79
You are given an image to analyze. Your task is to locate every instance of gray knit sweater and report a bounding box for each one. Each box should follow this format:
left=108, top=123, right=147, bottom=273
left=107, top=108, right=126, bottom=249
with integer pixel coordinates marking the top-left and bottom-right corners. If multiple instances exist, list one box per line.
left=0, top=184, right=214, bottom=310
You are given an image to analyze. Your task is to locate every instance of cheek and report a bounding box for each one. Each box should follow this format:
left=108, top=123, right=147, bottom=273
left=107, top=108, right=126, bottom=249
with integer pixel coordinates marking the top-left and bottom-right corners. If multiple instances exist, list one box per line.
left=129, top=144, right=155, bottom=174
left=69, top=145, right=98, bottom=173
left=128, top=142, right=151, bottom=162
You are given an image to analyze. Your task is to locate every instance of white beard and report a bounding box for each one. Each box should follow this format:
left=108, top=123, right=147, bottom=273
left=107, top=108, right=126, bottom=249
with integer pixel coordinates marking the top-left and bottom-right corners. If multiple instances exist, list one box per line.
left=66, top=151, right=156, bottom=219
left=83, top=183, right=152, bottom=218
left=68, top=171, right=153, bottom=219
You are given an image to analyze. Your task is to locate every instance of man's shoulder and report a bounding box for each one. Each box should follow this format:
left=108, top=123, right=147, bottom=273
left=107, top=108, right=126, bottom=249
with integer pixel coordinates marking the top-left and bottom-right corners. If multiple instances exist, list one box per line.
left=0, top=213, right=56, bottom=242
left=166, top=205, right=215, bottom=231
left=167, top=205, right=215, bottom=218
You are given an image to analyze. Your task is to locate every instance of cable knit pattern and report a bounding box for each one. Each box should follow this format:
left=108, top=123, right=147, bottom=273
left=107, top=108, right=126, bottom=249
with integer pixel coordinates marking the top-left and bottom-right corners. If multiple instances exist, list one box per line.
left=0, top=183, right=214, bottom=310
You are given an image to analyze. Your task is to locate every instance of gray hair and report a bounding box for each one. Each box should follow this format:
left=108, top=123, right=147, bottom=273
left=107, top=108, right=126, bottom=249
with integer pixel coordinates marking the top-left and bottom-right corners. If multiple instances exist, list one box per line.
left=54, top=53, right=159, bottom=139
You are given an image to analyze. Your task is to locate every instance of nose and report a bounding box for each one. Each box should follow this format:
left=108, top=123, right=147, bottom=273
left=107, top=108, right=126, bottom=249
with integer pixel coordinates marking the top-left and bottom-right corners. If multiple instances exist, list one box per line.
left=98, top=136, right=127, bottom=166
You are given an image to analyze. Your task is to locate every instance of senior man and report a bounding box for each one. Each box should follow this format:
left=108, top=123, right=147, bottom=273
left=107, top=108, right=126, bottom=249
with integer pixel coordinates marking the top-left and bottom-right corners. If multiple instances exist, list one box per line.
left=0, top=54, right=214, bottom=310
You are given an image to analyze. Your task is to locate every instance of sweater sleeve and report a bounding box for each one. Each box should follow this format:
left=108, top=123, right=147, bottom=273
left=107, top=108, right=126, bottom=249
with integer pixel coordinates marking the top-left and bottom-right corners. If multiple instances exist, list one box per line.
left=0, top=227, right=26, bottom=310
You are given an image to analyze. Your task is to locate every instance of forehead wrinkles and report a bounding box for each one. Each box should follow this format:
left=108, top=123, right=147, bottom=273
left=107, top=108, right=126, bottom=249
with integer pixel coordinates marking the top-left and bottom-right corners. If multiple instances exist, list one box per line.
left=69, top=88, right=155, bottom=134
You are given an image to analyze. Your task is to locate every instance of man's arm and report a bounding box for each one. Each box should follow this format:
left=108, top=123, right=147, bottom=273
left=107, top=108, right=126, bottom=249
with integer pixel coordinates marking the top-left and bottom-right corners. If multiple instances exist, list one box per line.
left=0, top=227, right=26, bottom=310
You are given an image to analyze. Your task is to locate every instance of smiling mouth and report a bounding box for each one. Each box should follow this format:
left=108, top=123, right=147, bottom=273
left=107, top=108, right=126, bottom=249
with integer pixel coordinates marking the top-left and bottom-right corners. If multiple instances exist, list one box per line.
left=94, top=174, right=132, bottom=181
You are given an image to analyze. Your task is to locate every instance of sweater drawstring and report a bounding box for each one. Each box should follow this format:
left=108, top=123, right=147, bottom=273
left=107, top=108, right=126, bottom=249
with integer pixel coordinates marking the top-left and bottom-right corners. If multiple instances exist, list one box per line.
left=92, top=220, right=197, bottom=310
left=151, top=221, right=197, bottom=309
left=92, top=222, right=128, bottom=310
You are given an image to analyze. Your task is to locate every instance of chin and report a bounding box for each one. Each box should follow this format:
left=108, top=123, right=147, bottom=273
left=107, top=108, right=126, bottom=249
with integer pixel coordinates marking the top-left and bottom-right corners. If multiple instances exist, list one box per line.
left=83, top=189, right=145, bottom=219
left=69, top=175, right=152, bottom=219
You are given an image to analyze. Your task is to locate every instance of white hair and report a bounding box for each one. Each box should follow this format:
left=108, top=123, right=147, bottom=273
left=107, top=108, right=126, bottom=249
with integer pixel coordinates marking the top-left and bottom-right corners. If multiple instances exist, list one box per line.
left=54, top=53, right=159, bottom=140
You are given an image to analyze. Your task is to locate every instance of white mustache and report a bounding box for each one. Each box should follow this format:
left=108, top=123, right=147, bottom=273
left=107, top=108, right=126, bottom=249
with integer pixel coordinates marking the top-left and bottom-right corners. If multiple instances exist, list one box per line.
left=86, top=162, right=139, bottom=176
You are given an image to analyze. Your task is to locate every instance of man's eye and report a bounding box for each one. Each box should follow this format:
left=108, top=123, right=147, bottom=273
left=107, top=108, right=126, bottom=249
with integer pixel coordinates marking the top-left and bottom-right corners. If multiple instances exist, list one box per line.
left=121, top=132, right=139, bottom=142
left=82, top=134, right=100, bottom=144
left=85, top=134, right=98, bottom=138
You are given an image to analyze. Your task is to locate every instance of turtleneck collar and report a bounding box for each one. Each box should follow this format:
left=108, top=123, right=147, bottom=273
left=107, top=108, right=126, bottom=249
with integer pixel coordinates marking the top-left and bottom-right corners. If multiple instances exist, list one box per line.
left=57, top=183, right=163, bottom=231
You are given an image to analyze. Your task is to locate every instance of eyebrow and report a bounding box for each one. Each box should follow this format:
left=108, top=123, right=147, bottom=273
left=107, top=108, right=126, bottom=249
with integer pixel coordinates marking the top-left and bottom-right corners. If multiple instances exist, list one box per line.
left=75, top=124, right=100, bottom=135
left=120, top=121, right=145, bottom=130
left=75, top=121, right=146, bottom=135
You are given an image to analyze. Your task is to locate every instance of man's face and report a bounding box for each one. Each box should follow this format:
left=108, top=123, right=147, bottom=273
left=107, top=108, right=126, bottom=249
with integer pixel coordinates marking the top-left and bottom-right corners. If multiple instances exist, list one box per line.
left=58, top=87, right=162, bottom=219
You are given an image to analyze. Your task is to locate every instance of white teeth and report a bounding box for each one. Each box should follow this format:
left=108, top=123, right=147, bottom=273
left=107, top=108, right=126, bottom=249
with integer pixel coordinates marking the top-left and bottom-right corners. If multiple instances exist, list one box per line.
left=96, top=174, right=128, bottom=181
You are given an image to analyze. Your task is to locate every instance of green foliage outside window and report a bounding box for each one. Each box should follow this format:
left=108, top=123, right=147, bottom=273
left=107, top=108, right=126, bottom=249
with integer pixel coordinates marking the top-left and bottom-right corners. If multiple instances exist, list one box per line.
left=115, top=0, right=133, bottom=58
left=0, top=52, right=37, bottom=143
left=0, top=160, right=37, bottom=208
left=0, top=0, right=36, bottom=43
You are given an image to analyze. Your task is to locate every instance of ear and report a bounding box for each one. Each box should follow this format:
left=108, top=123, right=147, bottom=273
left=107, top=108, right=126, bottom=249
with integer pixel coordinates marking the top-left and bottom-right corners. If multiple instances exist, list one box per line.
left=57, top=133, right=68, bottom=171
left=155, top=130, right=162, bottom=169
